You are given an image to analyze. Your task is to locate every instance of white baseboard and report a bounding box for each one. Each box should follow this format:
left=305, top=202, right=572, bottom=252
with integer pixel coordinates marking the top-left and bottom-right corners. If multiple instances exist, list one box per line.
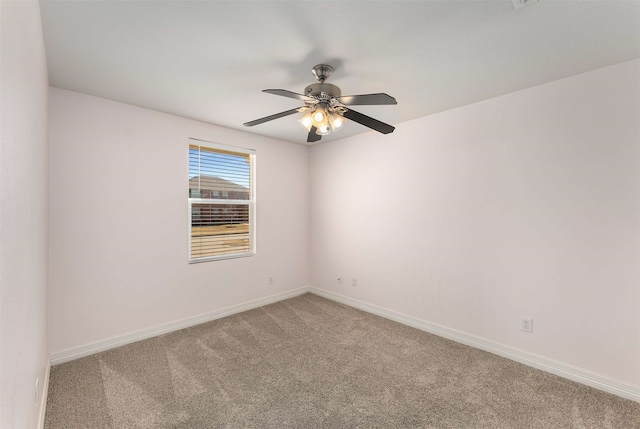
left=50, top=287, right=311, bottom=365
left=309, top=287, right=640, bottom=403
left=48, top=285, right=639, bottom=403
left=37, top=359, right=50, bottom=429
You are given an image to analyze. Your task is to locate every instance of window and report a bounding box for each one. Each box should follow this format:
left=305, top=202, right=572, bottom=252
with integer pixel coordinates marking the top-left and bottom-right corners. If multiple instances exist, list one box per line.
left=188, top=138, right=255, bottom=262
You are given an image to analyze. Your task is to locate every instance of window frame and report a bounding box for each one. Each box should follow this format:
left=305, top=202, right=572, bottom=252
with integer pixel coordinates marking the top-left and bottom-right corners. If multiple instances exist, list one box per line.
left=188, top=138, right=256, bottom=263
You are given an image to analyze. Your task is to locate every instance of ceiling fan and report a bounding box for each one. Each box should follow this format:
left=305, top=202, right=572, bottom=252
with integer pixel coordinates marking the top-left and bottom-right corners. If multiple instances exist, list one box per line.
left=243, top=64, right=397, bottom=143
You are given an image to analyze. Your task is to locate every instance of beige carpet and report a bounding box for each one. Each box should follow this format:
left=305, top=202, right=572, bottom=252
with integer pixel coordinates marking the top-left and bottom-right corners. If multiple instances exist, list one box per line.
left=45, top=293, right=640, bottom=428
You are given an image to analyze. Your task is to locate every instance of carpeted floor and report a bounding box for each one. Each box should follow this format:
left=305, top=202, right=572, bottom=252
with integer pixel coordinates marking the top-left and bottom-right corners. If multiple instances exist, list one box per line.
left=45, top=293, right=640, bottom=428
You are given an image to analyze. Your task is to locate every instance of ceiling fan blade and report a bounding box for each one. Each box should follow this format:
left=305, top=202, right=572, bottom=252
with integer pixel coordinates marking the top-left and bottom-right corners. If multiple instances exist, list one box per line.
left=307, top=126, right=322, bottom=143
left=263, top=89, right=316, bottom=102
left=243, top=107, right=304, bottom=127
left=342, top=108, right=395, bottom=134
left=337, top=93, right=397, bottom=106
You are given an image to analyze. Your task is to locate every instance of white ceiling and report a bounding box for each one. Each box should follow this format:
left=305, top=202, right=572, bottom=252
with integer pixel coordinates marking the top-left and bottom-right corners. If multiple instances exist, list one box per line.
left=39, top=0, right=640, bottom=145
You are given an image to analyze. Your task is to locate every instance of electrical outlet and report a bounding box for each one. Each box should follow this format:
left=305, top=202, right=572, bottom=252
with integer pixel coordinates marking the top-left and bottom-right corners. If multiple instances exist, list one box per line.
left=35, top=378, right=39, bottom=405
left=337, top=275, right=342, bottom=285
left=268, top=276, right=274, bottom=285
left=521, top=317, right=533, bottom=333
left=352, top=277, right=358, bottom=287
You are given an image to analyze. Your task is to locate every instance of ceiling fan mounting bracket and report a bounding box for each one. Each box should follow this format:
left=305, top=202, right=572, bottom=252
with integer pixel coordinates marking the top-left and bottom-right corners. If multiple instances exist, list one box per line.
left=311, top=64, right=334, bottom=82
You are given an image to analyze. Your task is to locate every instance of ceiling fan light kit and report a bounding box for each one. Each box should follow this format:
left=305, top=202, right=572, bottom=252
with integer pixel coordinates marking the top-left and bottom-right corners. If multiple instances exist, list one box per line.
left=243, top=64, right=397, bottom=143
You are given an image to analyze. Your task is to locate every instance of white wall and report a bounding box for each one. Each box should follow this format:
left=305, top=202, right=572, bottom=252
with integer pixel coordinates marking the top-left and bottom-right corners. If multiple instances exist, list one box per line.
left=48, top=88, right=310, bottom=354
left=45, top=55, right=640, bottom=396
left=0, top=1, right=50, bottom=427
left=310, top=60, right=640, bottom=388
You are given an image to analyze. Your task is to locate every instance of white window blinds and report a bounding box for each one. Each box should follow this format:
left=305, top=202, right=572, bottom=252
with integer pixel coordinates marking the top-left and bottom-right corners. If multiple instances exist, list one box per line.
left=188, top=139, right=255, bottom=262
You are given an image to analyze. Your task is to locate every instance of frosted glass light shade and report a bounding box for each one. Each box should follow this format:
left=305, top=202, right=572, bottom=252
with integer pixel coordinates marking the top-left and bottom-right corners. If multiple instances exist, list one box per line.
left=298, top=114, right=312, bottom=131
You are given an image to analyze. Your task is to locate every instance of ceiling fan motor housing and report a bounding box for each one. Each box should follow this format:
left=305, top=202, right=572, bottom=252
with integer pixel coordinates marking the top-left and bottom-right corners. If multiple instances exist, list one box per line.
left=305, top=82, right=341, bottom=100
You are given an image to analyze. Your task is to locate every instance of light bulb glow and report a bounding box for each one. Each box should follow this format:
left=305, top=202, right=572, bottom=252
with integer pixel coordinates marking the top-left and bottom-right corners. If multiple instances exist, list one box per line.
left=316, top=124, right=332, bottom=135
left=298, top=113, right=312, bottom=131
left=329, top=114, right=345, bottom=131
left=299, top=105, right=346, bottom=137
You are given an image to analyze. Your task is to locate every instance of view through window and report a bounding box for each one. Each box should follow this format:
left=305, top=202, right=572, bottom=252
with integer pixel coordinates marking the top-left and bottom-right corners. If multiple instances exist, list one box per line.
left=188, top=139, right=255, bottom=262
